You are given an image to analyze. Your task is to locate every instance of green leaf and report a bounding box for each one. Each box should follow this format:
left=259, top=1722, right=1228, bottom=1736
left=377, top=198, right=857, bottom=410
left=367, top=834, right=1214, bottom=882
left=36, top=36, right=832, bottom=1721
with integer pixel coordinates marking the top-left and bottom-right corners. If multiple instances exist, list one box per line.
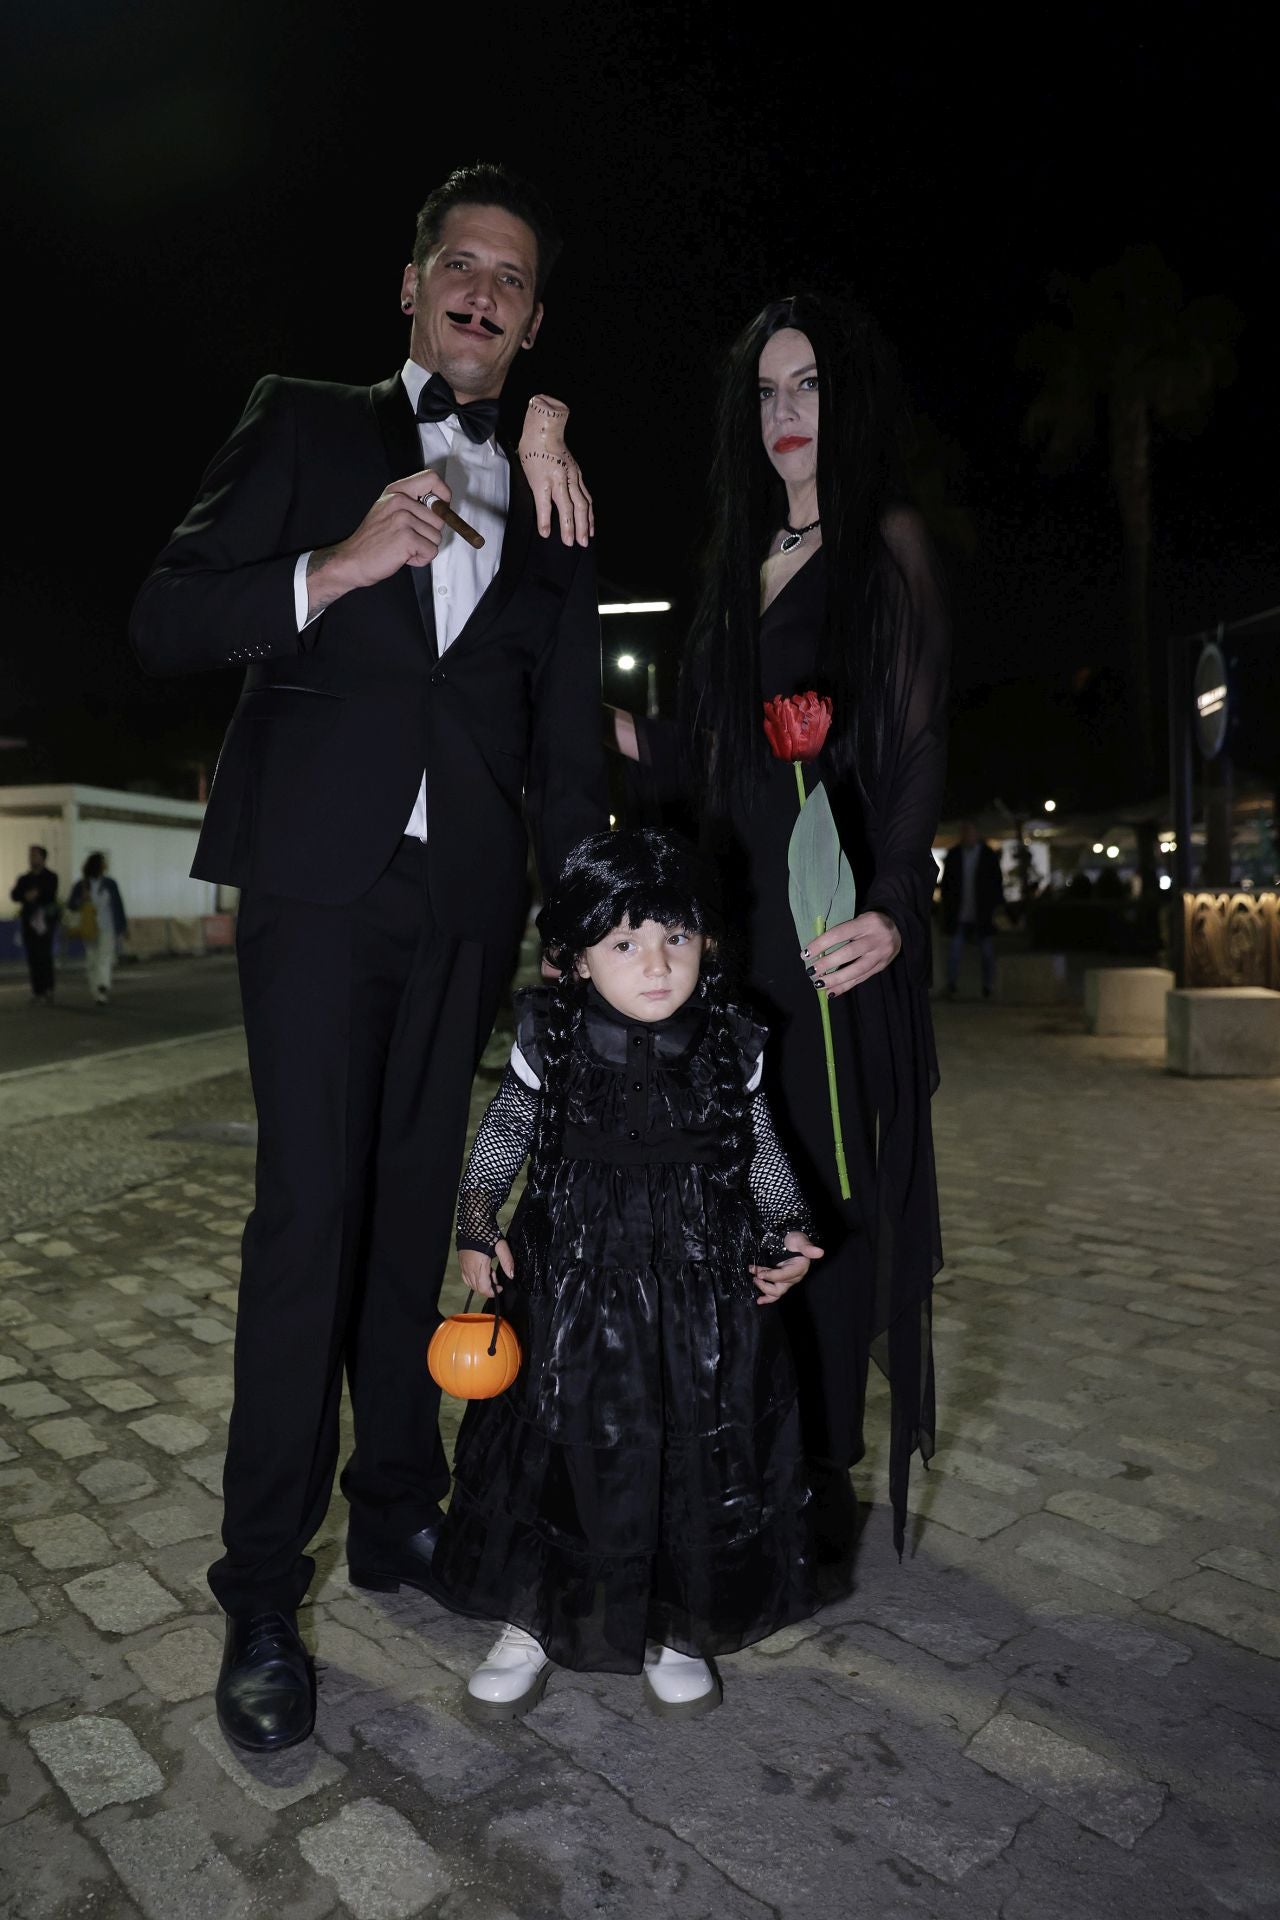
left=786, top=779, right=855, bottom=940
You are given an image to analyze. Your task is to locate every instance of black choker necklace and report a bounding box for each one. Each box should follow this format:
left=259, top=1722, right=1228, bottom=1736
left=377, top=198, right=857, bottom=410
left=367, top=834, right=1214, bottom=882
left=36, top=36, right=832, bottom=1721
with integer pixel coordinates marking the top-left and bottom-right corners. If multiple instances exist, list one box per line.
left=780, top=516, right=820, bottom=555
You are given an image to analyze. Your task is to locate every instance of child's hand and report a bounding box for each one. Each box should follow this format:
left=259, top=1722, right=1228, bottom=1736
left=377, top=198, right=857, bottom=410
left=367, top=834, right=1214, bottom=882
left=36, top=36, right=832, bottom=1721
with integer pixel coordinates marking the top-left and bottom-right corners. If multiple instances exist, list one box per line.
left=460, top=1239, right=515, bottom=1300
left=750, top=1231, right=824, bottom=1305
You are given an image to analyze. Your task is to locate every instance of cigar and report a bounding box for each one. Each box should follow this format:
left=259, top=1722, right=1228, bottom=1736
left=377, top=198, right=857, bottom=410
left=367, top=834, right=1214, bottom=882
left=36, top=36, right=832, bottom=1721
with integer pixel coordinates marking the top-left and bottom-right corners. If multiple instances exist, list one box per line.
left=418, top=493, right=484, bottom=550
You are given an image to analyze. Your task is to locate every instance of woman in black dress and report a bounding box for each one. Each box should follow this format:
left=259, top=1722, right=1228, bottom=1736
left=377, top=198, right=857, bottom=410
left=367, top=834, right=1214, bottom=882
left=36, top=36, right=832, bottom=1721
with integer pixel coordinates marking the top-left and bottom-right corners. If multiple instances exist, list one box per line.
left=615, top=291, right=950, bottom=1557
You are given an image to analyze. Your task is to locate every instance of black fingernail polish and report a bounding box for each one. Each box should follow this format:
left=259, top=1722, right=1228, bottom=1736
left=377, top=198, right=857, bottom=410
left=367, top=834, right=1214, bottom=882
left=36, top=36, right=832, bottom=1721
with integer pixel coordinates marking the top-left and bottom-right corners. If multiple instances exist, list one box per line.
left=805, top=964, right=817, bottom=977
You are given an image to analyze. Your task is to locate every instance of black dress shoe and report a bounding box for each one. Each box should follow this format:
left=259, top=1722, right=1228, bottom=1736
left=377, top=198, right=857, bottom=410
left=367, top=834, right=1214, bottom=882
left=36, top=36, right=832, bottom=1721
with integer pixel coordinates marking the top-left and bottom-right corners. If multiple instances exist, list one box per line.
left=215, top=1609, right=316, bottom=1754
left=347, top=1511, right=446, bottom=1598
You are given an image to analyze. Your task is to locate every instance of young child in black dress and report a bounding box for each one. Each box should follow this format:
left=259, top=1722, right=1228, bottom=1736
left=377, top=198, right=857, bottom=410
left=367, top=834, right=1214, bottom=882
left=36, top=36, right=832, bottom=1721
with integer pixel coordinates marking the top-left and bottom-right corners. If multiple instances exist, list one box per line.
left=431, top=827, right=824, bottom=1720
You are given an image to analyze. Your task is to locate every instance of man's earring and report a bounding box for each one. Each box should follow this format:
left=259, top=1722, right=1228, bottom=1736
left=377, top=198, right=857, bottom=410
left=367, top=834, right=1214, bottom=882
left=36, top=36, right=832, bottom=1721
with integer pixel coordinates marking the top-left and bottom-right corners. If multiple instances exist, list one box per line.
left=402, top=300, right=414, bottom=313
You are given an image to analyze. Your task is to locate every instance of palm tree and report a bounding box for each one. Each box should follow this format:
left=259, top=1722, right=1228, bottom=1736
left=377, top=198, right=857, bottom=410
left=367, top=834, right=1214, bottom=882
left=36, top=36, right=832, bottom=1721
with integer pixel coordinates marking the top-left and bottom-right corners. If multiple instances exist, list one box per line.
left=1018, top=244, right=1241, bottom=799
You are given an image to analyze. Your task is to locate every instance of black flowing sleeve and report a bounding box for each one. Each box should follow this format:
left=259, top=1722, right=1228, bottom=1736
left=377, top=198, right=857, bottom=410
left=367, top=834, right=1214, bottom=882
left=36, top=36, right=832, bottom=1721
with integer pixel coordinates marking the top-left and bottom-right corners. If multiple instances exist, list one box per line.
left=862, top=509, right=951, bottom=989
left=455, top=1067, right=540, bottom=1255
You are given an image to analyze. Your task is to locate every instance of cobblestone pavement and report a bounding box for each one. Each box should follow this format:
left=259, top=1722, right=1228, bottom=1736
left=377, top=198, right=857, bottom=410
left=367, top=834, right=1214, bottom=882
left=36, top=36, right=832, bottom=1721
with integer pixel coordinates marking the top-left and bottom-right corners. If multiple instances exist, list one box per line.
left=2, top=982, right=1278, bottom=1920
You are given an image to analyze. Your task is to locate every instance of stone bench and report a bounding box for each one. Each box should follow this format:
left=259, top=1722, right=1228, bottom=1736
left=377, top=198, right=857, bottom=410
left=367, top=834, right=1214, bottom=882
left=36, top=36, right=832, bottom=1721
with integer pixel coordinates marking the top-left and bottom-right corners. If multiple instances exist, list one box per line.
left=1085, top=966, right=1174, bottom=1036
left=997, top=952, right=1070, bottom=1006
left=1166, top=987, right=1280, bottom=1077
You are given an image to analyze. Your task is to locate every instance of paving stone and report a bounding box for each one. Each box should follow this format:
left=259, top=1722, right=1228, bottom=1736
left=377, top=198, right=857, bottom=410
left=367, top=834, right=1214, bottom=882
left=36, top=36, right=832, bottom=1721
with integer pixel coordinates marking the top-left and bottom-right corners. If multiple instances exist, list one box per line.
left=169, top=1373, right=233, bottom=1413
left=1028, top=1606, right=1192, bottom=1677
left=175, top=1315, right=234, bottom=1346
left=28, top=1416, right=105, bottom=1459
left=28, top=1713, right=164, bottom=1814
left=1044, top=1489, right=1171, bottom=1546
left=124, top=1625, right=223, bottom=1703
left=192, top=1712, right=346, bottom=1806
left=0, top=1382, right=71, bottom=1419
left=1015, top=1439, right=1124, bottom=1482
left=179, top=1450, right=226, bottom=1495
left=78, top=1377, right=159, bottom=1412
left=905, top=1477, right=1021, bottom=1539
left=1146, top=1570, right=1280, bottom=1659
left=0, top=1350, right=29, bottom=1380
left=0, top=1807, right=114, bottom=1916
left=127, top=1413, right=211, bottom=1455
left=1141, top=1473, right=1275, bottom=1528
left=931, top=1446, right=1039, bottom=1498
left=0, top=1465, right=64, bottom=1519
left=1015, top=1524, right=1172, bottom=1601
left=0, top=1633, right=86, bottom=1715
left=354, top=1699, right=521, bottom=1804
left=46, top=1348, right=124, bottom=1381
left=76, top=1457, right=160, bottom=1504
left=63, top=1563, right=182, bottom=1635
left=966, top=1711, right=1166, bottom=1847
left=1197, top=1544, right=1280, bottom=1596
left=96, top=1806, right=251, bottom=1920
left=298, top=1797, right=452, bottom=1918
left=11, top=1322, right=75, bottom=1351
left=1112, top=1432, right=1218, bottom=1472
left=12, top=1512, right=115, bottom=1571
left=127, top=1503, right=216, bottom=1550
left=0, top=1568, right=40, bottom=1632
left=136, top=1341, right=204, bottom=1378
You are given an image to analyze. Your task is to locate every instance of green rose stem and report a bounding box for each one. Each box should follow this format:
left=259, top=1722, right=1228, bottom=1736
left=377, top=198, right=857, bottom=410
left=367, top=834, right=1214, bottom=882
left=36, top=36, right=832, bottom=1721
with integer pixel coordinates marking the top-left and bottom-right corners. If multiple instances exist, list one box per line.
left=794, top=760, right=851, bottom=1201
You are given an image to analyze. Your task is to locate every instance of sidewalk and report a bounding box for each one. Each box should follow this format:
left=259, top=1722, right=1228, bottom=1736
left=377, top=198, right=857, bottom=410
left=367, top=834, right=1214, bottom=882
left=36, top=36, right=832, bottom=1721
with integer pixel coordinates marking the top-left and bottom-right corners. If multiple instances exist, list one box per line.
left=1, top=991, right=1277, bottom=1918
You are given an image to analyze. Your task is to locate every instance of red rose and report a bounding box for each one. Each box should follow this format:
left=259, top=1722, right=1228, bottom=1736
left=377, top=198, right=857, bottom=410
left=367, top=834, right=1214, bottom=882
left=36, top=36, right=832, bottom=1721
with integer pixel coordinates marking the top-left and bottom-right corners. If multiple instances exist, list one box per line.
left=763, top=691, right=833, bottom=764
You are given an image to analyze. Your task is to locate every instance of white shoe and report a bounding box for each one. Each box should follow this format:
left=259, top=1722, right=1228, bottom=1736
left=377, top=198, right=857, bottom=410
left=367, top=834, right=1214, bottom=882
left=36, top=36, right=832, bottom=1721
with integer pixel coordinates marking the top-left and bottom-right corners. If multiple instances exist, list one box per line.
left=464, top=1624, right=552, bottom=1721
left=642, top=1642, right=722, bottom=1719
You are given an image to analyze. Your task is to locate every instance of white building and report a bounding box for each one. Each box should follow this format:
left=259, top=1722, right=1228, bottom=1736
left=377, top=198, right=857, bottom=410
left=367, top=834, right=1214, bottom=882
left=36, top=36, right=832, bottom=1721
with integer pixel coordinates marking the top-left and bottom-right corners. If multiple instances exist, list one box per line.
left=1, top=783, right=217, bottom=940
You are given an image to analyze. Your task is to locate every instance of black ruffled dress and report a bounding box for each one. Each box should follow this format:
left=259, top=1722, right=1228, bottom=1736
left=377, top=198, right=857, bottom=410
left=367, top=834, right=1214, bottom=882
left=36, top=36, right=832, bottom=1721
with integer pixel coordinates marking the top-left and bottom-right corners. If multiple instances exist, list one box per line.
left=430, top=983, right=821, bottom=1674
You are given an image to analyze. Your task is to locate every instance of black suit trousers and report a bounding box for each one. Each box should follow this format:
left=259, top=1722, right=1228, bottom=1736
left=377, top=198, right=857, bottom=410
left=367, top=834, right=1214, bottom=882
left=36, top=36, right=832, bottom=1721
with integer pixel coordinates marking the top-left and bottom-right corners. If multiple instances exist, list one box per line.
left=208, top=836, right=515, bottom=1615
left=22, top=924, right=55, bottom=997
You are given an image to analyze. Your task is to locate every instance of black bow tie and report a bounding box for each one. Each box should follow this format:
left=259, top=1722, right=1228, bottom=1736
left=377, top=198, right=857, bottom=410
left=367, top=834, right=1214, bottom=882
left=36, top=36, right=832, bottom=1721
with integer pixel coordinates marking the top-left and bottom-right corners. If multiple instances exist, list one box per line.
left=415, top=371, right=500, bottom=445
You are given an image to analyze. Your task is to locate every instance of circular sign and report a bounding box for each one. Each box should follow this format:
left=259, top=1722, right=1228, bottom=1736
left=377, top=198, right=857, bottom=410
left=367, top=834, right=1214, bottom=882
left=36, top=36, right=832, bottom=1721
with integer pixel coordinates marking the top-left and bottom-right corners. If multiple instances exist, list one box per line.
left=1193, top=640, right=1230, bottom=760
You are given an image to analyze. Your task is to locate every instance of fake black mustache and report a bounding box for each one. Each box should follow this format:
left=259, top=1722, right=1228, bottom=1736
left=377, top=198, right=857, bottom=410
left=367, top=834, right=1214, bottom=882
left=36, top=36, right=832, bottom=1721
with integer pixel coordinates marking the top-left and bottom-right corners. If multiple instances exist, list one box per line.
left=445, top=310, right=505, bottom=336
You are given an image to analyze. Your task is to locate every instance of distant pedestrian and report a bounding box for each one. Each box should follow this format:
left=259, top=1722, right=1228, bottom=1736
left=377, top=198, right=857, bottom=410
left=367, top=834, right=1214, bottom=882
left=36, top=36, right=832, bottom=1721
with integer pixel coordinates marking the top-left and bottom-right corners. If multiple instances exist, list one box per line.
left=10, top=844, right=59, bottom=1003
left=67, top=853, right=128, bottom=1005
left=941, top=821, right=1004, bottom=998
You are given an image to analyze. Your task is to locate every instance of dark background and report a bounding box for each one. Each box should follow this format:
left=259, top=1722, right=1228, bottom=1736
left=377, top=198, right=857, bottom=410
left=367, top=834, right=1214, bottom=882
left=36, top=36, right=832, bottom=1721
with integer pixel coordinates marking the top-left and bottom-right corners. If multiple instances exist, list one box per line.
left=3, top=0, right=1276, bottom=817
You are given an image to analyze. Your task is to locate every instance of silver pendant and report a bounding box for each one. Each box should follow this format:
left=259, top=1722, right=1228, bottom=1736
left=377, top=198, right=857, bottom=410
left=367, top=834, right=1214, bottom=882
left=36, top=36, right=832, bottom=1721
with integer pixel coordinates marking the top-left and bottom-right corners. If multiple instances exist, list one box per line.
left=780, top=531, right=802, bottom=554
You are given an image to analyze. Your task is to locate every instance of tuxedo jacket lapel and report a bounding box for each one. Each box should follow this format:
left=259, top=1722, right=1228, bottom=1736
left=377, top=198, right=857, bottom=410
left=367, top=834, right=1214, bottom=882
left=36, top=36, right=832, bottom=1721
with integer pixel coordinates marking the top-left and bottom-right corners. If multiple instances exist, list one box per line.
left=370, top=374, right=438, bottom=661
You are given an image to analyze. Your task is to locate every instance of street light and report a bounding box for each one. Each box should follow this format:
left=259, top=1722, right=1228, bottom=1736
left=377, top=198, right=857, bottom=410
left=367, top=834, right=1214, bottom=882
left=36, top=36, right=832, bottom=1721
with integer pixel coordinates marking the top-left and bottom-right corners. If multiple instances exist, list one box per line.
left=1092, top=842, right=1105, bottom=854
left=1043, top=798, right=1057, bottom=813
left=1106, top=845, right=1120, bottom=859
left=616, top=653, right=637, bottom=672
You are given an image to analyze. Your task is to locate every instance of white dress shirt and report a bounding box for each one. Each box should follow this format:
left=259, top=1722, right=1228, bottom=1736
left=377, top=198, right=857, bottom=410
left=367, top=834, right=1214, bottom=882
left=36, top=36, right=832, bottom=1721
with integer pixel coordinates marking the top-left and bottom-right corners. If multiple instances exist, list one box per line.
left=292, top=359, right=510, bottom=839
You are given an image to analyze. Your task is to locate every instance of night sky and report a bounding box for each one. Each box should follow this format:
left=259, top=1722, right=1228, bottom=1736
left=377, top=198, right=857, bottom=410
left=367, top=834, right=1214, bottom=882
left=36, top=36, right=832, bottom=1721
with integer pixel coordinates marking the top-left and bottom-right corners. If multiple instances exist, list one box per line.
left=4, top=1, right=1277, bottom=816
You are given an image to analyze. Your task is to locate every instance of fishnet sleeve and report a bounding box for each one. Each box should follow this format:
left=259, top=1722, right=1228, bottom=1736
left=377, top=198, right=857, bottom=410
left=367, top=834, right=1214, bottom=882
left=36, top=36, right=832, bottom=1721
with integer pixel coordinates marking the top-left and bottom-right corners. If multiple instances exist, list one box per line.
left=747, top=1087, right=815, bottom=1262
left=456, top=1066, right=540, bottom=1254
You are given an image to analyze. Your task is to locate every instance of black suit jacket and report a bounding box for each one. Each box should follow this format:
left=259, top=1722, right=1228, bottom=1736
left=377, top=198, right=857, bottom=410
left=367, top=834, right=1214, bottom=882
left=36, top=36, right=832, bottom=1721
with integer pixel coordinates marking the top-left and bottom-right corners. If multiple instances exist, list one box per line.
left=129, top=373, right=608, bottom=944
left=939, top=840, right=1004, bottom=935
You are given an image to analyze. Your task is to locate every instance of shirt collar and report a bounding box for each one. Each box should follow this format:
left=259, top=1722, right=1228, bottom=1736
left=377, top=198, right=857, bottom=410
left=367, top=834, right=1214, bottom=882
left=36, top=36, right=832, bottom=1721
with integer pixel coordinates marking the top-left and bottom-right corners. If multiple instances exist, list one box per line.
left=581, top=982, right=708, bottom=1065
left=401, top=358, right=500, bottom=458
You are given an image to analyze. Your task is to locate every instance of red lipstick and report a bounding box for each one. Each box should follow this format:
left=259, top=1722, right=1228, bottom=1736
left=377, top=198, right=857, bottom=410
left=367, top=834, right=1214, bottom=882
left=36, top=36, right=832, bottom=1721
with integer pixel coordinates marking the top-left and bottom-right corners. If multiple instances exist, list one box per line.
left=773, top=435, right=811, bottom=453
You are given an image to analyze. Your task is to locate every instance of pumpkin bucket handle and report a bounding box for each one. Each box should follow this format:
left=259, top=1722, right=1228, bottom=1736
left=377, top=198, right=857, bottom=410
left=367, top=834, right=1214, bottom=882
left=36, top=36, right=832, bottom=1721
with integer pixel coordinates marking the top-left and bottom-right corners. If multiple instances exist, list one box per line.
left=486, top=1295, right=502, bottom=1359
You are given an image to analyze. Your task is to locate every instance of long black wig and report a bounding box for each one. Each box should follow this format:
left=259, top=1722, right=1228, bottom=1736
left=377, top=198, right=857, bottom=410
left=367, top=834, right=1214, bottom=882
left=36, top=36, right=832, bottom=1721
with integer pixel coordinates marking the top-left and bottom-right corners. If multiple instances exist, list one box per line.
left=678, top=290, right=911, bottom=818
left=528, top=827, right=752, bottom=1210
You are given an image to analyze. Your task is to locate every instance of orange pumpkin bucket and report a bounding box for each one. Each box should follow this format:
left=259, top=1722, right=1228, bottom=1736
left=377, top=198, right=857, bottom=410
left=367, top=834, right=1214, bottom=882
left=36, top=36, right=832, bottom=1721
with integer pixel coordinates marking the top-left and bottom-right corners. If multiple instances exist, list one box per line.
left=428, top=1308, right=522, bottom=1400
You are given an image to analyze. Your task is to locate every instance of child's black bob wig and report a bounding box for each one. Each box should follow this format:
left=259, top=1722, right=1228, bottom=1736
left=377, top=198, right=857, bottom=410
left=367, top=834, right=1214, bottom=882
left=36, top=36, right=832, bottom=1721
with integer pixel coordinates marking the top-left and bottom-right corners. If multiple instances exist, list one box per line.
left=526, top=827, right=751, bottom=1208
left=536, top=826, right=725, bottom=974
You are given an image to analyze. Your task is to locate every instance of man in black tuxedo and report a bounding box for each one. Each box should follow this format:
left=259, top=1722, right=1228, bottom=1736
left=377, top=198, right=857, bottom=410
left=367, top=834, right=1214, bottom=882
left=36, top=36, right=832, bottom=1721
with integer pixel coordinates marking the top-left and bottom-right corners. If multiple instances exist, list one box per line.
left=129, top=162, right=607, bottom=1753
